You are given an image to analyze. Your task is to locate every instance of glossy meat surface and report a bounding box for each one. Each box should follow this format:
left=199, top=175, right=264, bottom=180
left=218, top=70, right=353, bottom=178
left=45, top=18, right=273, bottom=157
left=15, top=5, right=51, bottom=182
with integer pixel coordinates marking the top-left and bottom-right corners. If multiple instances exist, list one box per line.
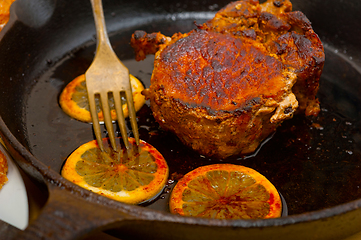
left=152, top=30, right=293, bottom=113
left=131, top=0, right=325, bottom=159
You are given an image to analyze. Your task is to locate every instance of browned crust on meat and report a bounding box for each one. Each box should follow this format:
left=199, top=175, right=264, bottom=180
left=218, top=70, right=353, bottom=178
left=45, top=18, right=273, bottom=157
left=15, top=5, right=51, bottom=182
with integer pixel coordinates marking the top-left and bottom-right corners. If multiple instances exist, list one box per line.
left=143, top=86, right=282, bottom=157
left=151, top=30, right=291, bottom=113
left=131, top=31, right=172, bottom=61
left=200, top=0, right=325, bottom=116
left=132, top=0, right=325, bottom=158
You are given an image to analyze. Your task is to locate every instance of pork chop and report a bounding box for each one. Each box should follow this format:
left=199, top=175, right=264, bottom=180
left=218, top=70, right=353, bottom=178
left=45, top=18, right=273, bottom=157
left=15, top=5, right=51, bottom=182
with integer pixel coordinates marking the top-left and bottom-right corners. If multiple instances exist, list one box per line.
left=131, top=0, right=325, bottom=159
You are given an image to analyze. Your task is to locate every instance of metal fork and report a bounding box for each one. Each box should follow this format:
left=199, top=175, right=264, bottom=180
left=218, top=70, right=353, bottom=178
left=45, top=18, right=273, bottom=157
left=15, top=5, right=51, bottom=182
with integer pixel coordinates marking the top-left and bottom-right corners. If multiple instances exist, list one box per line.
left=86, top=0, right=139, bottom=151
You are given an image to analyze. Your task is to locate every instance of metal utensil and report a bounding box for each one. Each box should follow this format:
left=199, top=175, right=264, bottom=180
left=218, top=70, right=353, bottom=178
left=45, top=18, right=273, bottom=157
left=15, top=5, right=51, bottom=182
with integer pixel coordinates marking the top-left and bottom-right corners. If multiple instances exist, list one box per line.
left=86, top=0, right=140, bottom=151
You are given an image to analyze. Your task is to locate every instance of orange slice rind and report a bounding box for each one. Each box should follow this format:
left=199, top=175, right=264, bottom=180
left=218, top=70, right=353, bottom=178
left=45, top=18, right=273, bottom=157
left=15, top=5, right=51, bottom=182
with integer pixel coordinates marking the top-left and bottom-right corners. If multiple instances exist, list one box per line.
left=61, top=137, right=169, bottom=204
left=0, top=149, right=8, bottom=190
left=169, top=164, right=282, bottom=219
left=59, top=74, right=145, bottom=122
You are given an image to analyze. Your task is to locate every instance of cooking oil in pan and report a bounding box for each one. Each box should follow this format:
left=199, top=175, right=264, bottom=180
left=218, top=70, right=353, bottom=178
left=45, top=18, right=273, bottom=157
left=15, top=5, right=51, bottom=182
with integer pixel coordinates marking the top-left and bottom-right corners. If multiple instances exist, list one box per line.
left=25, top=20, right=361, bottom=216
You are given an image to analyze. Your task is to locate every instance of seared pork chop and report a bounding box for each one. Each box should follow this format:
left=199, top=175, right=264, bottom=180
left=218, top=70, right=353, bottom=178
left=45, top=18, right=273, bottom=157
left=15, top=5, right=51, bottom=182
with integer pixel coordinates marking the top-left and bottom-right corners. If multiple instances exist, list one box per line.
left=131, top=0, right=325, bottom=159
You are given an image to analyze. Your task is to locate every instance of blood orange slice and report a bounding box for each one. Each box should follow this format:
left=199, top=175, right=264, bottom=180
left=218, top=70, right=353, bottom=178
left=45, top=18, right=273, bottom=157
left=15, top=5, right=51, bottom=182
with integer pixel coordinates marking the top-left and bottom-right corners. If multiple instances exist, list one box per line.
left=169, top=164, right=282, bottom=219
left=59, top=74, right=145, bottom=122
left=61, top=137, right=168, bottom=204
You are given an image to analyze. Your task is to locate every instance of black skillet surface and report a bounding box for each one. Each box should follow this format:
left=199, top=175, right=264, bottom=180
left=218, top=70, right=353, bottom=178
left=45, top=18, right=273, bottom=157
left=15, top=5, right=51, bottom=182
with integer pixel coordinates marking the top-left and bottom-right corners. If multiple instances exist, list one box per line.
left=1, top=0, right=361, bottom=239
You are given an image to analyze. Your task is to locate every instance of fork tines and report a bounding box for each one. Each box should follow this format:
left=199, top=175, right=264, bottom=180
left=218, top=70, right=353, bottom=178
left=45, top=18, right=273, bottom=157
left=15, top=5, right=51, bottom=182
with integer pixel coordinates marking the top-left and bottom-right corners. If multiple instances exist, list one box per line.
left=86, top=69, right=140, bottom=152
left=87, top=0, right=140, bottom=152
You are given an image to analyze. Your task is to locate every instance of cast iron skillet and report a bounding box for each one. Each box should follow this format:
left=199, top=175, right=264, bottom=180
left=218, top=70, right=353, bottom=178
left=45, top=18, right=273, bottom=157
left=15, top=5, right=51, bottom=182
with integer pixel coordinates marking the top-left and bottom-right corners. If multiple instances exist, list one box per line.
left=1, top=0, right=361, bottom=239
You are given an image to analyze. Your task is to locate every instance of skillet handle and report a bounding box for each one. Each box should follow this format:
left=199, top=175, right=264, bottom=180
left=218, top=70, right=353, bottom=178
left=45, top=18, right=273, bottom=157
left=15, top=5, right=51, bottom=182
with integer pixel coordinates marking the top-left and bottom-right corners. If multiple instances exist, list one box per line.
left=15, top=184, right=130, bottom=240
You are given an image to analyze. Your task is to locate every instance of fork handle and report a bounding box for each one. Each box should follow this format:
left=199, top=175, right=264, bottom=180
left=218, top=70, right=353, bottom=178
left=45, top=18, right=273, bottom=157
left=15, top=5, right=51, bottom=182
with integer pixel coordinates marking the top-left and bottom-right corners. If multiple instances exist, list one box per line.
left=90, top=0, right=111, bottom=47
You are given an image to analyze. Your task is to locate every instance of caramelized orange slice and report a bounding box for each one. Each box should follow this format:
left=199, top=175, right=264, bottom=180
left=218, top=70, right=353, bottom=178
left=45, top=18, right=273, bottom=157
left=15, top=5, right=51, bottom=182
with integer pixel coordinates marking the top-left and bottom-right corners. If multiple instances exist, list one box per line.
left=61, top=137, right=169, bottom=204
left=169, top=164, right=282, bottom=219
left=59, top=74, right=145, bottom=122
left=0, top=0, right=15, bottom=31
left=0, top=149, right=8, bottom=190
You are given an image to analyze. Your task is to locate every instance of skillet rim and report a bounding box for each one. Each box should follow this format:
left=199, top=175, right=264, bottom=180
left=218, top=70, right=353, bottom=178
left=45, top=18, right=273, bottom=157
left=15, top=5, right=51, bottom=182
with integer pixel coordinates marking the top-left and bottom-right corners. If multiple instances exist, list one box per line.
left=1, top=0, right=361, bottom=232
